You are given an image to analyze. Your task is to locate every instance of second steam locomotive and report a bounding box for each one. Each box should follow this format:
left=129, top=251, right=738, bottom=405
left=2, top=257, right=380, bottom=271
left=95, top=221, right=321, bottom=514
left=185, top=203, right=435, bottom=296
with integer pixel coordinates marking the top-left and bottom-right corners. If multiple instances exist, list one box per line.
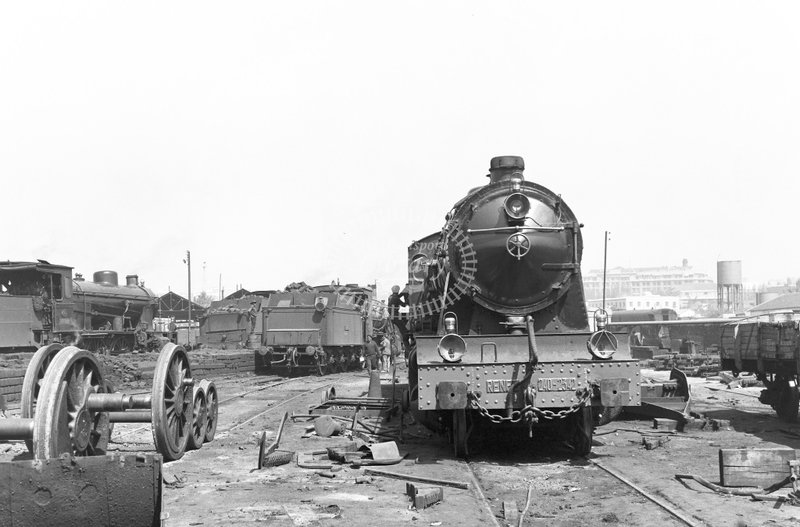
left=404, top=156, right=642, bottom=456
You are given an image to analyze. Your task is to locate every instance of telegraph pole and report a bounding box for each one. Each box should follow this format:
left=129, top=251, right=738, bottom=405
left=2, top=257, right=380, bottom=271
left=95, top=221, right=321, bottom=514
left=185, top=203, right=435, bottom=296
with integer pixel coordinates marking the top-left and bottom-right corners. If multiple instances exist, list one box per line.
left=186, top=250, right=192, bottom=346
left=602, top=231, right=609, bottom=313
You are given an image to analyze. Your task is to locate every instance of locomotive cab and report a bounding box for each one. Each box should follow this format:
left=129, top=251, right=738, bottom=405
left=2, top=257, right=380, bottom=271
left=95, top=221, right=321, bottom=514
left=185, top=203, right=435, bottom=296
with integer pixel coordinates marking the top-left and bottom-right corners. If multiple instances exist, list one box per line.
left=407, top=156, right=641, bottom=456
left=0, top=261, right=76, bottom=349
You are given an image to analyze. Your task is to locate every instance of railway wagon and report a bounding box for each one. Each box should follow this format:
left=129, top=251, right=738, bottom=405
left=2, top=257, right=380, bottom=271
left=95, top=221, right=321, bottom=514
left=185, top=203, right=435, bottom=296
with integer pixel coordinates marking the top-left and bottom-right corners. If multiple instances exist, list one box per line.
left=0, top=261, right=159, bottom=352
left=256, top=284, right=376, bottom=375
left=405, top=156, right=642, bottom=456
left=720, top=314, right=800, bottom=421
left=199, top=294, right=271, bottom=349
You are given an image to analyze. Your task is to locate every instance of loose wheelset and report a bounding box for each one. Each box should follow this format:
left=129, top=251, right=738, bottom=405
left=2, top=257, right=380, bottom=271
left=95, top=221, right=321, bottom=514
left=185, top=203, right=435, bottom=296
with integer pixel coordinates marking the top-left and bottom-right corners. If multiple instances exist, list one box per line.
left=103, top=343, right=218, bottom=460
left=0, top=346, right=114, bottom=459
left=7, top=342, right=219, bottom=461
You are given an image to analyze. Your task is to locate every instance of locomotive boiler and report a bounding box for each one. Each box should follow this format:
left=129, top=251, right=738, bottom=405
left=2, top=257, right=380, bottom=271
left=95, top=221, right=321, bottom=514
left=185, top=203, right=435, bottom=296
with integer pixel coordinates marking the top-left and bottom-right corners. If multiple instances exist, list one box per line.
left=406, top=156, right=641, bottom=456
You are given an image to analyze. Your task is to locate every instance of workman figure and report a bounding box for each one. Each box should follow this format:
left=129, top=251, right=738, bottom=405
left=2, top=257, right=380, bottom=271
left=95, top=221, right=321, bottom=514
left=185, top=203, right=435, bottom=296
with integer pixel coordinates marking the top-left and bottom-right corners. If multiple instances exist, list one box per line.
left=247, top=301, right=259, bottom=332
left=168, top=320, right=178, bottom=343
left=363, top=336, right=380, bottom=372
left=380, top=335, right=392, bottom=372
left=388, top=285, right=410, bottom=355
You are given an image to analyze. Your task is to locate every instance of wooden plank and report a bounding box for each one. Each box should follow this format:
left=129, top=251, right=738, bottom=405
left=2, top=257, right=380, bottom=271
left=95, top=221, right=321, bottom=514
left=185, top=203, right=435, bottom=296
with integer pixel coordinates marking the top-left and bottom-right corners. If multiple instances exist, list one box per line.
left=0, top=378, right=24, bottom=388
left=719, top=448, right=798, bottom=487
left=0, top=369, right=26, bottom=380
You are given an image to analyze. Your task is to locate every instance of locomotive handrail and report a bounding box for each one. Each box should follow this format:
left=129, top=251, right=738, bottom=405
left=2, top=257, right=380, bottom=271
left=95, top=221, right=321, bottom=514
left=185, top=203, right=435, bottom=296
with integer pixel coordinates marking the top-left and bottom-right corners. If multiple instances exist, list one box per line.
left=467, top=225, right=566, bottom=234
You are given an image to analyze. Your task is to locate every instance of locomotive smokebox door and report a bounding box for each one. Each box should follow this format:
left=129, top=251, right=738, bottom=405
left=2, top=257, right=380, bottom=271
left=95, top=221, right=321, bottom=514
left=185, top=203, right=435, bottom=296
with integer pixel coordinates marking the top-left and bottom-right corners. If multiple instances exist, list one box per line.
left=599, top=378, right=630, bottom=407
left=436, top=382, right=468, bottom=409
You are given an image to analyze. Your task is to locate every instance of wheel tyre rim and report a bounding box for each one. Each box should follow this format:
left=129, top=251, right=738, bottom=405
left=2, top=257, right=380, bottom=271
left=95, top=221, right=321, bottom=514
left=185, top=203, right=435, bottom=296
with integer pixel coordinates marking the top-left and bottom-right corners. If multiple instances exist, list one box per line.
left=22, top=343, right=64, bottom=453
left=151, top=343, right=192, bottom=461
left=188, top=387, right=207, bottom=450
left=200, top=380, right=218, bottom=442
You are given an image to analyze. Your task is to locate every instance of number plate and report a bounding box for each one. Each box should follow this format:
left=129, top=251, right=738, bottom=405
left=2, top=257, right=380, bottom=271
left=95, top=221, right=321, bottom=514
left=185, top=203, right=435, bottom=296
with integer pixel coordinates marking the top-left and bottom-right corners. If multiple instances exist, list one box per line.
left=536, top=377, right=578, bottom=392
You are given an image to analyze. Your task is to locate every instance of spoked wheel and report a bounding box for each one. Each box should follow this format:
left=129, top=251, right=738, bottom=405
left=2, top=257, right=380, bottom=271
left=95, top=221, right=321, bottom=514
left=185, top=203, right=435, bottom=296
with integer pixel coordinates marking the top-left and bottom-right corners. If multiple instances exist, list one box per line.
left=200, top=379, right=218, bottom=442
left=187, top=386, right=207, bottom=450
left=452, top=409, right=468, bottom=458
left=568, top=405, right=594, bottom=457
left=21, top=343, right=64, bottom=453
left=151, top=343, right=193, bottom=461
left=32, top=346, right=112, bottom=459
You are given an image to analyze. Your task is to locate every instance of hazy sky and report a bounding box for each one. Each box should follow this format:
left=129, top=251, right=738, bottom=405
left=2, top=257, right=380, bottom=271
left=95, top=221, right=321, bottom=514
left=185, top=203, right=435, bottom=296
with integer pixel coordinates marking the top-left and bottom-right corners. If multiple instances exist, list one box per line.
left=2, top=2, right=798, bottom=300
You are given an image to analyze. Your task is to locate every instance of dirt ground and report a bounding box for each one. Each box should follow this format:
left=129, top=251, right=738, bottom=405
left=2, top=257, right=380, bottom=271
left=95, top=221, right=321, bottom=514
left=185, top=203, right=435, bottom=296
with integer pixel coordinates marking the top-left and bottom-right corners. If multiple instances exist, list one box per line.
left=4, top=354, right=800, bottom=526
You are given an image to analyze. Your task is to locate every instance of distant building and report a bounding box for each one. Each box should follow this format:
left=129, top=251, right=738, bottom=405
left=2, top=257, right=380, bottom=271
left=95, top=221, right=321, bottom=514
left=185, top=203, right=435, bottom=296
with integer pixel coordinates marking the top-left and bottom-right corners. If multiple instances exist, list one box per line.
left=583, top=259, right=714, bottom=300
left=157, top=292, right=206, bottom=322
left=586, top=293, right=680, bottom=312
left=748, top=293, right=800, bottom=316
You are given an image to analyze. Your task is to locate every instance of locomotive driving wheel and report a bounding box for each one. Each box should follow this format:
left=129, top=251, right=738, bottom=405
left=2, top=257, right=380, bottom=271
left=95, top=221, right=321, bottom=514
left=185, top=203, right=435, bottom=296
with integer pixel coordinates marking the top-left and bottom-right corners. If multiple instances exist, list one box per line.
left=32, top=346, right=112, bottom=459
left=151, top=343, right=193, bottom=461
left=21, top=343, right=64, bottom=453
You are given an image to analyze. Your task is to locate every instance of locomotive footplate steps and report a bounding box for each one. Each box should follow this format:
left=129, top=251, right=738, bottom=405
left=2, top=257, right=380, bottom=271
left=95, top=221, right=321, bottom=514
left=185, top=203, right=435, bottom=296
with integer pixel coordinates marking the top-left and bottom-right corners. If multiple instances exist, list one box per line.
left=0, top=453, right=162, bottom=527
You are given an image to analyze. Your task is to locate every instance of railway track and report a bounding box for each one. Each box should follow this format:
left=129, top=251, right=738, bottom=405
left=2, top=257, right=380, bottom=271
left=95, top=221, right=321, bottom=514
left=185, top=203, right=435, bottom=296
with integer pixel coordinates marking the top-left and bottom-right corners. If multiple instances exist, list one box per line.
left=109, top=371, right=358, bottom=446
left=462, top=452, right=708, bottom=526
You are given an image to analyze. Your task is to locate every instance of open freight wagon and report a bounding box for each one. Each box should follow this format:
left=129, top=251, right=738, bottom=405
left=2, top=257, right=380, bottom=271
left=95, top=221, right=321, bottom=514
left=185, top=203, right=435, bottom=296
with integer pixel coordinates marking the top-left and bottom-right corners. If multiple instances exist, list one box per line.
left=720, top=315, right=800, bottom=421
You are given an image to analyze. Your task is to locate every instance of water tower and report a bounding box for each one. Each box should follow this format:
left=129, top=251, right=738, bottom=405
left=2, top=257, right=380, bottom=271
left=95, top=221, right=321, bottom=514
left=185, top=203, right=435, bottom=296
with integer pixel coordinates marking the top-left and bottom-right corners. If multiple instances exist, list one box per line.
left=717, top=260, right=743, bottom=313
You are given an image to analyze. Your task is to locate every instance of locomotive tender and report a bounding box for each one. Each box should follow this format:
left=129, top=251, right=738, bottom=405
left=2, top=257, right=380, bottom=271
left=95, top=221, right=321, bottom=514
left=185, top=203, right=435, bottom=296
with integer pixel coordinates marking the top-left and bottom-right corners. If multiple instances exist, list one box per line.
left=406, top=156, right=642, bottom=456
left=257, top=284, right=379, bottom=375
left=0, top=261, right=158, bottom=352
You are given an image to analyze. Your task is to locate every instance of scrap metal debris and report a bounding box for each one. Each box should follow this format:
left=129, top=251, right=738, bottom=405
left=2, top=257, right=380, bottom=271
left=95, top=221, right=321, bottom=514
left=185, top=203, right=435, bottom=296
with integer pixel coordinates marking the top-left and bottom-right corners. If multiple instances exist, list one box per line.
left=406, top=482, right=443, bottom=510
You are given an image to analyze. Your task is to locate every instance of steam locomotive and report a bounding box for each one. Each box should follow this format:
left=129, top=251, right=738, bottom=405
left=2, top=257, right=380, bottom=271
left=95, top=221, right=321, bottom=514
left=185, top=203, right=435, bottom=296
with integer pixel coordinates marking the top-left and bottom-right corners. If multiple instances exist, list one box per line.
left=0, top=261, right=159, bottom=352
left=405, top=156, right=642, bottom=456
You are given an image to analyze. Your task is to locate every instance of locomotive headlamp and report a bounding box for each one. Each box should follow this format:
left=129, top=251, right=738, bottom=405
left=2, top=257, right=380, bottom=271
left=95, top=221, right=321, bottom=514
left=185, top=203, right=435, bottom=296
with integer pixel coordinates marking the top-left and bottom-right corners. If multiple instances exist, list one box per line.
left=503, top=193, right=530, bottom=221
left=314, top=296, right=328, bottom=312
left=438, top=333, right=467, bottom=362
left=587, top=310, right=617, bottom=359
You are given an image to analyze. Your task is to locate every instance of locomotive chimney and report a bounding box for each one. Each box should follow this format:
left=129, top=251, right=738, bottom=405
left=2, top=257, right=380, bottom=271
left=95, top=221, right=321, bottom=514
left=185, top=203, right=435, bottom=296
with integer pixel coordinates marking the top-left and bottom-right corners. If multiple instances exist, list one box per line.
left=126, top=274, right=139, bottom=287
left=488, top=155, right=525, bottom=184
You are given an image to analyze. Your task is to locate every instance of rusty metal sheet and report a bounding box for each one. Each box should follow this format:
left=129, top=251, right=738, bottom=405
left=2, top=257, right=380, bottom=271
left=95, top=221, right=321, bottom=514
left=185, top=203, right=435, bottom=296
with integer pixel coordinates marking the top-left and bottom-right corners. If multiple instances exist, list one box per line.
left=0, top=453, right=161, bottom=527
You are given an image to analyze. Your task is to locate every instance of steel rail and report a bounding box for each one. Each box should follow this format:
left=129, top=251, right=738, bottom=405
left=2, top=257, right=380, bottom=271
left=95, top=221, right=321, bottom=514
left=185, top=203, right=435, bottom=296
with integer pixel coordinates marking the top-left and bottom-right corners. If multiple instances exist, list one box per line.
left=227, top=381, right=338, bottom=432
left=591, top=460, right=704, bottom=527
left=462, top=461, right=503, bottom=527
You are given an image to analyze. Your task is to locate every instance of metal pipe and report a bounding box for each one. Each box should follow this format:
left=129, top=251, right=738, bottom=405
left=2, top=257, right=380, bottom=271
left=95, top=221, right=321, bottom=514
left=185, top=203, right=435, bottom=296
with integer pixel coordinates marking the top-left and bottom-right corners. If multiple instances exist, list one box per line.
left=108, top=411, right=152, bottom=423
left=0, top=418, right=34, bottom=439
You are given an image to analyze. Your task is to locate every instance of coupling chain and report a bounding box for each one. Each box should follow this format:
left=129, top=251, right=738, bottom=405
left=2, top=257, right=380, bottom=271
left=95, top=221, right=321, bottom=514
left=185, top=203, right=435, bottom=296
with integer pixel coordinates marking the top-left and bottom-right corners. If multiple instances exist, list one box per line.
left=467, top=388, right=591, bottom=424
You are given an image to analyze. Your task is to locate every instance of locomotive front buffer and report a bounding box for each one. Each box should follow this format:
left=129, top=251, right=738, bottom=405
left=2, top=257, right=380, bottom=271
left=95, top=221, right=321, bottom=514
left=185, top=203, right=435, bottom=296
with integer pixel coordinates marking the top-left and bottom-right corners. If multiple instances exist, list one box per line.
left=415, top=315, right=642, bottom=427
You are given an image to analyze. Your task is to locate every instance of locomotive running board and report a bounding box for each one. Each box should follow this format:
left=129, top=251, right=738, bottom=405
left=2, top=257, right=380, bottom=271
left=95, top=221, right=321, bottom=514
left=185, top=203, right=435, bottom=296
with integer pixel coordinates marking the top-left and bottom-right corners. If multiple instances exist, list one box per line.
left=0, top=453, right=162, bottom=527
